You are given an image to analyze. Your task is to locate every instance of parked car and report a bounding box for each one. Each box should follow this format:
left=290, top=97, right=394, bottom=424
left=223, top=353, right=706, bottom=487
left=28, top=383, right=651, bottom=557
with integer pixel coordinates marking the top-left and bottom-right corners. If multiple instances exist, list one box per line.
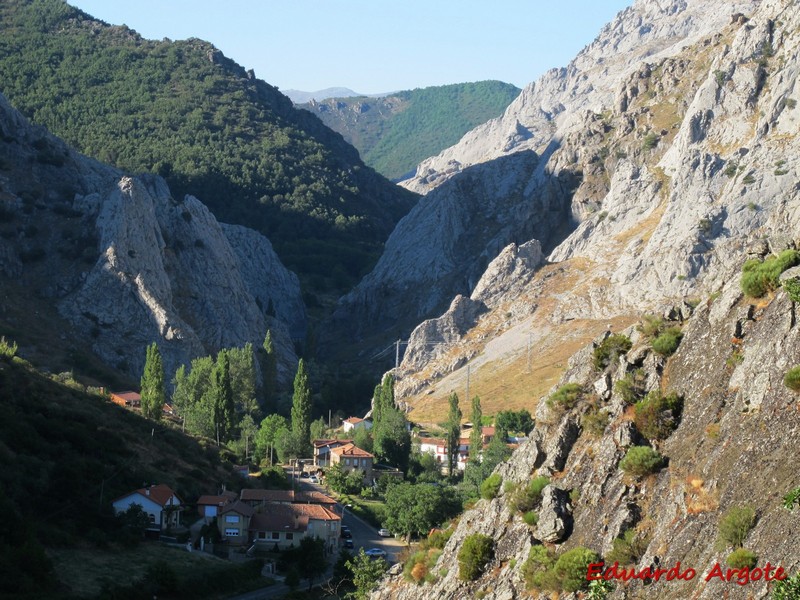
left=341, top=526, right=352, bottom=539
left=299, top=472, right=310, bottom=478
left=309, top=475, right=319, bottom=483
left=365, top=548, right=387, bottom=558
left=377, top=528, right=391, bottom=537
left=343, top=539, right=354, bottom=549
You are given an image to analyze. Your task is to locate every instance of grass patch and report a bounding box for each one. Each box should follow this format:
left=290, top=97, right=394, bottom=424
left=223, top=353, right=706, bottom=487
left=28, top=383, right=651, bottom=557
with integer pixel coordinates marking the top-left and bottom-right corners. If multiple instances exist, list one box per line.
left=741, top=250, right=800, bottom=297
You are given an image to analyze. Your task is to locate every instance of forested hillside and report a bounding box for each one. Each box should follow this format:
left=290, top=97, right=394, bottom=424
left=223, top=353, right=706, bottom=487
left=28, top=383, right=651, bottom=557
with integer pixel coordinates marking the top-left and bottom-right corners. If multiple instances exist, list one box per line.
left=301, top=81, right=520, bottom=180
left=0, top=0, right=417, bottom=293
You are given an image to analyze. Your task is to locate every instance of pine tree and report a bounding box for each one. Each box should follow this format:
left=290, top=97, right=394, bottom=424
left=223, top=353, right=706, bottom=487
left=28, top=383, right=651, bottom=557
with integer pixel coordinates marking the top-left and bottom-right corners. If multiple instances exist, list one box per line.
left=140, top=342, right=165, bottom=420
left=290, top=359, right=312, bottom=453
left=469, top=396, right=483, bottom=462
left=445, top=392, right=462, bottom=478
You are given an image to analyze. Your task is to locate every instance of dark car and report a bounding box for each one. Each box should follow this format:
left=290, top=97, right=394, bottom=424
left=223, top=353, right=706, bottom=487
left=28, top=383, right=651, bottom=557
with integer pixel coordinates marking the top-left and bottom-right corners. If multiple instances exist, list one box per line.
left=299, top=472, right=310, bottom=478
left=343, top=539, right=354, bottom=549
left=341, top=528, right=352, bottom=539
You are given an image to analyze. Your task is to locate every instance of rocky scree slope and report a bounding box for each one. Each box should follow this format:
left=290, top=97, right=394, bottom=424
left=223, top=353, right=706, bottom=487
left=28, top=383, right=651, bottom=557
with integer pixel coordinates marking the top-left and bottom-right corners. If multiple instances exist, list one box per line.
left=373, top=266, right=800, bottom=599
left=0, top=92, right=303, bottom=381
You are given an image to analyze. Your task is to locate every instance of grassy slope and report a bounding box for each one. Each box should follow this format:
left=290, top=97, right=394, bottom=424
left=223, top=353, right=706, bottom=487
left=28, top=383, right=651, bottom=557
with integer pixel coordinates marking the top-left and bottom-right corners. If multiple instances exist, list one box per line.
left=0, top=354, right=252, bottom=598
left=302, top=81, right=521, bottom=180
left=0, top=0, right=417, bottom=294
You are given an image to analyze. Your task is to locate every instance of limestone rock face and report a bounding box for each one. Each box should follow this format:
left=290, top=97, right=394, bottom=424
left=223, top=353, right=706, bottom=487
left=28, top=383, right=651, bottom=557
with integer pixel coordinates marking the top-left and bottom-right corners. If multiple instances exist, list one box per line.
left=0, top=92, right=303, bottom=379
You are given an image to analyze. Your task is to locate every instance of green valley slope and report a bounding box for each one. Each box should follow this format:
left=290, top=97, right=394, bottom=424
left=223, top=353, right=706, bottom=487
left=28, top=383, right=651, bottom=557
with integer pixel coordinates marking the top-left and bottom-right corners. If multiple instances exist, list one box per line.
left=0, top=0, right=417, bottom=294
left=299, top=81, right=520, bottom=180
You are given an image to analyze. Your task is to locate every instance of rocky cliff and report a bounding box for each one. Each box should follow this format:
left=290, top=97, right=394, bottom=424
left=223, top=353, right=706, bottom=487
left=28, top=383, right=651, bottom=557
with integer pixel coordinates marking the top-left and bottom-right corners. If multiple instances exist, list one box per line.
left=0, top=92, right=303, bottom=381
left=368, top=0, right=800, bottom=597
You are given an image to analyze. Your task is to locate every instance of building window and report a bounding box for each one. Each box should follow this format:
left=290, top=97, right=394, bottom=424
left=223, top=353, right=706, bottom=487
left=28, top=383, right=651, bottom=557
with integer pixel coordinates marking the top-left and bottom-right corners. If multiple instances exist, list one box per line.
left=148, top=514, right=156, bottom=523
left=224, top=528, right=239, bottom=536
left=225, top=515, right=240, bottom=523
left=286, top=533, right=294, bottom=540
left=345, top=458, right=351, bottom=466
left=271, top=532, right=280, bottom=540
left=258, top=532, right=266, bottom=539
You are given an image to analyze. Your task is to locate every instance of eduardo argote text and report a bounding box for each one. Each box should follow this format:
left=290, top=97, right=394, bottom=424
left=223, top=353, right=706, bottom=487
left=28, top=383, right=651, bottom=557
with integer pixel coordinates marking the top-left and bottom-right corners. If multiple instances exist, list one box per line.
left=587, top=560, right=787, bottom=586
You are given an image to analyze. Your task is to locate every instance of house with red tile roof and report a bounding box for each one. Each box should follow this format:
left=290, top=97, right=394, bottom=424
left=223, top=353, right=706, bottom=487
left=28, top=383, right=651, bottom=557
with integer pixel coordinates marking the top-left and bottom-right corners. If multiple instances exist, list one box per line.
left=110, top=390, right=141, bottom=408
left=196, top=490, right=238, bottom=521
left=112, top=484, right=182, bottom=531
left=218, top=500, right=256, bottom=546
left=329, top=443, right=374, bottom=485
left=342, top=417, right=372, bottom=433
left=239, top=489, right=336, bottom=510
left=249, top=502, right=340, bottom=553
left=312, top=438, right=352, bottom=467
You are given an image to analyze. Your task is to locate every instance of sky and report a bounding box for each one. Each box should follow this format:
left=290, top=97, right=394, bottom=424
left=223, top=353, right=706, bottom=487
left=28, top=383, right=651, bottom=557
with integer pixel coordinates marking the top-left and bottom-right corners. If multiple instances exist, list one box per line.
left=66, top=1, right=633, bottom=95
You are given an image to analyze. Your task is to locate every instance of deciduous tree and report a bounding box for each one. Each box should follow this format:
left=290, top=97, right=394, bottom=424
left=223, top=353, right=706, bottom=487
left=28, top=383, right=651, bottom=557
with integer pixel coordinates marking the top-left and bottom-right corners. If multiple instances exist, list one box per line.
left=140, top=342, right=165, bottom=420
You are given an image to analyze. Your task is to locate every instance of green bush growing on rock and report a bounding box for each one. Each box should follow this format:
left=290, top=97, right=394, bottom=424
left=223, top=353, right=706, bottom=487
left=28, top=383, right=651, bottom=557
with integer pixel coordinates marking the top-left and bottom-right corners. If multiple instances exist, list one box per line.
left=619, top=446, right=664, bottom=477
left=606, top=529, right=650, bottom=566
left=740, top=250, right=800, bottom=298
left=633, top=391, right=683, bottom=441
left=547, top=383, right=583, bottom=410
left=581, top=408, right=610, bottom=436
left=614, top=369, right=647, bottom=405
left=727, top=548, right=758, bottom=569
left=457, top=533, right=494, bottom=581
left=522, top=511, right=539, bottom=526
left=523, top=546, right=600, bottom=593
left=593, top=334, right=632, bottom=370
left=508, top=476, right=550, bottom=513
left=480, top=473, right=503, bottom=500
left=783, top=276, right=800, bottom=302
left=651, top=327, right=684, bottom=356
left=718, top=506, right=756, bottom=548
left=783, top=366, right=800, bottom=392
left=773, top=573, right=800, bottom=600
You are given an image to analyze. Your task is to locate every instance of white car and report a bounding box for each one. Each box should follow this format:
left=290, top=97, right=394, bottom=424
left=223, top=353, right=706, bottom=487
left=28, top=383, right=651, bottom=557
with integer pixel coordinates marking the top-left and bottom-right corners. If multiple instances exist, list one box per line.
left=377, top=528, right=391, bottom=537
left=309, top=475, right=318, bottom=483
left=364, top=548, right=387, bottom=558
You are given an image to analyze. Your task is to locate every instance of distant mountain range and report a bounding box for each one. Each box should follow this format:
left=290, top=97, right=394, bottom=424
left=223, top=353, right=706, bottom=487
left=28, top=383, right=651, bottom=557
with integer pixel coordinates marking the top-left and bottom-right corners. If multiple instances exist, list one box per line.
left=283, top=87, right=390, bottom=103
left=299, top=81, right=521, bottom=180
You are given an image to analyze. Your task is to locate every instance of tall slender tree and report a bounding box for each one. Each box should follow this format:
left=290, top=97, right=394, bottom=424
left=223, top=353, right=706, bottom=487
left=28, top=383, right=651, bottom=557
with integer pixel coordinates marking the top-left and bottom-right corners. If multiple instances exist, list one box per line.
left=290, top=359, right=312, bottom=453
left=445, top=393, right=462, bottom=479
left=469, top=396, right=483, bottom=462
left=262, top=330, right=278, bottom=407
left=140, top=342, right=165, bottom=420
left=212, top=350, right=235, bottom=444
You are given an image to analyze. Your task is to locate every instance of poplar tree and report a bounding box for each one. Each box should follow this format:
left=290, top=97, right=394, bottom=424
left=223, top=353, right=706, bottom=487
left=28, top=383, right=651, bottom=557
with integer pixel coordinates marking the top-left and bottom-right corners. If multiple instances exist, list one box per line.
left=445, top=392, right=462, bottom=478
left=140, top=342, right=165, bottom=420
left=290, top=359, right=312, bottom=451
left=262, top=330, right=278, bottom=406
left=212, top=350, right=235, bottom=444
left=469, top=396, right=483, bottom=462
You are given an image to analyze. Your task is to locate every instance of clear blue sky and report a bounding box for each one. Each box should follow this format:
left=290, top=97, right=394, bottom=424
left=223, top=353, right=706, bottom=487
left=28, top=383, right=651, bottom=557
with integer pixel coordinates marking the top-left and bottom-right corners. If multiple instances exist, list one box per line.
left=67, top=1, right=632, bottom=95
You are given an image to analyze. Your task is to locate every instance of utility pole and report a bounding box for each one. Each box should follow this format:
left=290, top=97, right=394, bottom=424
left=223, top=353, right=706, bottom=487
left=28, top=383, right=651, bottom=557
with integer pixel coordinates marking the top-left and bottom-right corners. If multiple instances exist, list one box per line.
left=395, top=339, right=402, bottom=369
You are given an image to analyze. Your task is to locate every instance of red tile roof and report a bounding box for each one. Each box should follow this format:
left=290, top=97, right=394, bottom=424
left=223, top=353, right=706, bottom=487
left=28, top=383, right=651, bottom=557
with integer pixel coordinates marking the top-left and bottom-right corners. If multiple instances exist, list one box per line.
left=197, top=494, right=232, bottom=507
left=114, top=484, right=180, bottom=507
left=249, top=502, right=340, bottom=533
left=329, top=443, right=373, bottom=459
left=239, top=489, right=336, bottom=505
left=220, top=500, right=255, bottom=518
left=343, top=417, right=364, bottom=425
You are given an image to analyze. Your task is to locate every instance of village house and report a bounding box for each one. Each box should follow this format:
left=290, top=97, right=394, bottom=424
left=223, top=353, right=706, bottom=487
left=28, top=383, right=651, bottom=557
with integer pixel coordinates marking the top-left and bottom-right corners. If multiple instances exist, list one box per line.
left=239, top=489, right=337, bottom=511
left=112, top=483, right=182, bottom=531
left=249, top=502, right=340, bottom=554
left=196, top=490, right=237, bottom=521
left=217, top=500, right=255, bottom=546
left=109, top=390, right=141, bottom=408
left=342, top=417, right=372, bottom=433
left=312, top=438, right=352, bottom=467
left=329, top=442, right=374, bottom=484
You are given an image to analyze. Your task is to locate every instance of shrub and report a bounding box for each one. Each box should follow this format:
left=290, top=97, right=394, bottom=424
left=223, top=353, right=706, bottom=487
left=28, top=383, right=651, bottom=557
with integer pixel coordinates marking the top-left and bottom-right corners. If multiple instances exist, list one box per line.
left=606, top=529, right=650, bottom=566
left=509, top=476, right=550, bottom=513
left=547, top=383, right=583, bottom=410
left=741, top=250, right=800, bottom=297
left=554, top=547, right=602, bottom=592
left=480, top=473, right=503, bottom=500
left=727, top=548, right=758, bottom=569
left=783, top=277, right=800, bottom=302
left=457, top=533, right=494, bottom=581
left=614, top=369, right=647, bottom=405
left=0, top=336, right=18, bottom=360
left=582, top=409, right=610, bottom=436
left=642, top=132, right=659, bottom=150
left=783, top=486, right=800, bottom=510
left=619, top=446, right=664, bottom=477
left=784, top=366, right=800, bottom=392
left=637, top=315, right=665, bottom=339
left=523, top=545, right=556, bottom=590
left=634, top=391, right=683, bottom=441
left=651, top=327, right=683, bottom=356
left=773, top=573, right=800, bottom=600
left=718, top=506, right=756, bottom=548
left=522, top=511, right=539, bottom=526
left=593, top=335, right=632, bottom=370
